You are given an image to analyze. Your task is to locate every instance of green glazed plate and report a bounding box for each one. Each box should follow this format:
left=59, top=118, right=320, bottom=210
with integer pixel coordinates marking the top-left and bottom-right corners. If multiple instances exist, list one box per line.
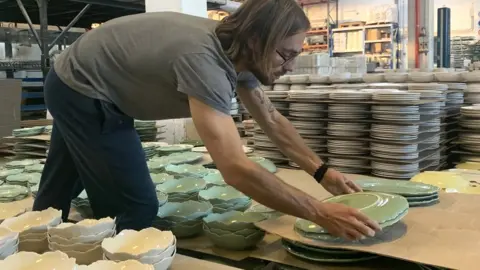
left=406, top=193, right=439, bottom=202
left=408, top=198, right=440, bottom=207
left=356, top=179, right=440, bottom=196
left=282, top=239, right=360, bottom=255
left=281, top=239, right=379, bottom=263
left=150, top=173, right=174, bottom=185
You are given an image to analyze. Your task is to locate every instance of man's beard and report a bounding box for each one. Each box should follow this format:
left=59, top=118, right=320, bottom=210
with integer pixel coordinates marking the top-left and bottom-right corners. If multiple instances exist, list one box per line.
left=248, top=62, right=278, bottom=86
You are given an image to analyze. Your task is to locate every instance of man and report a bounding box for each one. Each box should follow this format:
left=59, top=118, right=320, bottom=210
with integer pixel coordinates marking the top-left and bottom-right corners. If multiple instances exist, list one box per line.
left=34, top=0, right=380, bottom=240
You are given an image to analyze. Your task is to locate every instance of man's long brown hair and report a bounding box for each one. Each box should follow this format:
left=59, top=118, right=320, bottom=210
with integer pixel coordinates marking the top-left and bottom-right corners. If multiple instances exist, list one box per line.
left=216, top=0, right=310, bottom=74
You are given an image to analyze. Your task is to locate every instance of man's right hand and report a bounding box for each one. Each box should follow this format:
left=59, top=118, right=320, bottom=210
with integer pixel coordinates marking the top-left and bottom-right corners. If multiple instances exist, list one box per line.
left=314, top=202, right=382, bottom=241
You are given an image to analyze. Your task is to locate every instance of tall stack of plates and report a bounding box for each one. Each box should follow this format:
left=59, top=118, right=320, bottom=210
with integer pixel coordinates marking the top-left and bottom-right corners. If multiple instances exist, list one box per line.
left=290, top=120, right=326, bottom=136
left=253, top=130, right=286, bottom=162
left=372, top=91, right=421, bottom=103
left=134, top=120, right=159, bottom=142
left=371, top=124, right=419, bottom=141
left=327, top=140, right=369, bottom=155
left=327, top=122, right=369, bottom=137
left=328, top=104, right=369, bottom=119
left=457, top=106, right=480, bottom=161
left=289, top=90, right=330, bottom=100
left=329, top=91, right=372, bottom=101
left=265, top=91, right=289, bottom=99
left=294, top=192, right=408, bottom=242
left=289, top=103, right=327, bottom=118
left=464, top=83, right=480, bottom=104
left=142, top=142, right=159, bottom=160
left=356, top=179, right=440, bottom=207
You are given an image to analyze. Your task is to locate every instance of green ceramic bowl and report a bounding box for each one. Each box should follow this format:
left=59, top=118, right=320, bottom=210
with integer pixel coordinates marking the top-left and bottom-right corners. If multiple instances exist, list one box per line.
left=165, top=164, right=211, bottom=178
left=153, top=219, right=203, bottom=238
left=204, top=223, right=259, bottom=237
left=157, top=144, right=194, bottom=153
left=147, top=160, right=168, bottom=173
left=202, top=171, right=227, bottom=186
left=203, top=211, right=266, bottom=232
left=157, top=201, right=213, bottom=221
left=0, top=169, right=24, bottom=180
left=5, top=159, right=39, bottom=169
left=248, top=156, right=277, bottom=173
left=24, top=164, right=44, bottom=173
left=198, top=186, right=250, bottom=205
left=203, top=224, right=265, bottom=251
left=212, top=199, right=253, bottom=214
left=163, top=152, right=204, bottom=165
left=150, top=173, right=174, bottom=185
left=156, top=177, right=207, bottom=194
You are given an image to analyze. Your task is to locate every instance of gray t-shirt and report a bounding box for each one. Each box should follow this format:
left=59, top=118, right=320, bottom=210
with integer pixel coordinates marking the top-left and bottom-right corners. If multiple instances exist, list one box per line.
left=54, top=12, right=258, bottom=120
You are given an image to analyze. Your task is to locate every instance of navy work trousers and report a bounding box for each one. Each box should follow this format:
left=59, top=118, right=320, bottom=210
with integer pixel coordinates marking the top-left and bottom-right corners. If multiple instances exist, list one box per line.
left=33, top=68, right=159, bottom=232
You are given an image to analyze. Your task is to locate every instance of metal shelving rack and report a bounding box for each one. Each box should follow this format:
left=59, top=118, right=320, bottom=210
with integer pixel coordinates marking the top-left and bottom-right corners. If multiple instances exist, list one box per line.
left=450, top=36, right=475, bottom=68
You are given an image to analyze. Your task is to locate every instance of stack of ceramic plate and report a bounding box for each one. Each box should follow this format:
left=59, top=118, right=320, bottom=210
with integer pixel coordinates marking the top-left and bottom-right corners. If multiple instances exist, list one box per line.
left=251, top=147, right=285, bottom=162
left=372, top=92, right=420, bottom=102
left=329, top=91, right=371, bottom=101
left=302, top=137, right=327, bottom=151
left=419, top=102, right=443, bottom=113
left=372, top=110, right=420, bottom=121
left=12, top=126, right=45, bottom=137
left=294, top=192, right=408, bottom=242
left=409, top=72, right=434, bottom=83
left=290, top=84, right=308, bottom=90
left=370, top=143, right=419, bottom=160
left=153, top=151, right=204, bottom=165
left=363, top=73, right=385, bottom=83
left=5, top=172, right=41, bottom=187
left=156, top=144, right=193, bottom=156
left=368, top=83, right=407, bottom=90
left=102, top=228, right=176, bottom=269
left=154, top=201, right=212, bottom=238
left=150, top=173, right=174, bottom=187
left=307, top=85, right=335, bottom=90
left=202, top=170, right=227, bottom=187
left=0, top=227, right=19, bottom=259
left=0, top=168, right=23, bottom=184
left=371, top=161, right=419, bottom=179
left=134, top=120, right=159, bottom=142
left=0, top=185, right=29, bottom=202
left=290, top=120, right=326, bottom=136
left=271, top=101, right=289, bottom=111
left=327, top=122, right=370, bottom=137
left=266, top=91, right=289, bottom=99
left=435, top=72, right=463, bottom=82
left=281, top=239, right=379, bottom=264
left=141, top=142, right=158, bottom=160
left=328, top=158, right=370, bottom=174
left=371, top=105, right=419, bottom=114
left=327, top=140, right=369, bottom=155
left=0, top=251, right=76, bottom=269
left=309, top=74, right=329, bottom=84
left=289, top=103, right=328, bottom=118
left=273, top=84, right=290, bottom=91
left=446, top=91, right=464, bottom=106
left=408, top=90, right=446, bottom=100
left=24, top=163, right=44, bottom=173
left=370, top=124, right=420, bottom=141
left=4, top=159, right=39, bottom=169
left=48, top=217, right=116, bottom=265
left=334, top=83, right=369, bottom=90
left=385, top=72, right=408, bottom=83
left=156, top=177, right=206, bottom=202
left=329, top=73, right=351, bottom=83
left=289, top=74, right=309, bottom=84
left=356, top=179, right=440, bottom=207
left=1, top=208, right=61, bottom=253
left=288, top=90, right=330, bottom=100
left=328, top=104, right=370, bottom=119
left=464, top=84, right=480, bottom=104
left=199, top=186, right=252, bottom=213
left=78, top=260, right=153, bottom=269
left=254, top=132, right=276, bottom=148
left=246, top=204, right=283, bottom=220
left=164, top=164, right=210, bottom=179
left=71, top=190, right=94, bottom=218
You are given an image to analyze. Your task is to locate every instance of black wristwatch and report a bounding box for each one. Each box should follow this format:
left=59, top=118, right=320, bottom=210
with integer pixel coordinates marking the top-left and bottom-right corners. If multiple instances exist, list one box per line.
left=313, top=163, right=329, bottom=183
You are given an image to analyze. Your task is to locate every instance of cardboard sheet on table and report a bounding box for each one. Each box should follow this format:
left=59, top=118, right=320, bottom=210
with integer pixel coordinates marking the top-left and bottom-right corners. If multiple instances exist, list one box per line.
left=255, top=192, right=480, bottom=270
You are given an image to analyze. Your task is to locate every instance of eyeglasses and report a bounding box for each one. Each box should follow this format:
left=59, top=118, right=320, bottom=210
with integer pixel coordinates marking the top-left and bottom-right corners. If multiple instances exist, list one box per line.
left=276, top=50, right=299, bottom=66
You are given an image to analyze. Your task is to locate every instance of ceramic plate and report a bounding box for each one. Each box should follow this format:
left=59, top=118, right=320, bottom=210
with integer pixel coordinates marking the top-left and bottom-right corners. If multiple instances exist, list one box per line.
left=282, top=239, right=360, bottom=255
left=356, top=179, right=440, bottom=196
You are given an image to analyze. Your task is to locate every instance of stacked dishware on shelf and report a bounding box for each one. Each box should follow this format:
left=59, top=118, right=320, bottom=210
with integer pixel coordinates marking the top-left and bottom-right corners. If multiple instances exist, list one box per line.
left=456, top=105, right=480, bottom=162
left=102, top=227, right=176, bottom=269
left=1, top=127, right=49, bottom=159
left=155, top=201, right=212, bottom=238
left=48, top=217, right=116, bottom=265
left=259, top=71, right=460, bottom=178
left=134, top=120, right=166, bottom=142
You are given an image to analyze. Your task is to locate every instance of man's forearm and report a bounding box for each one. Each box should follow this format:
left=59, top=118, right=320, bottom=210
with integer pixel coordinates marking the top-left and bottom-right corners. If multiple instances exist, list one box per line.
left=264, top=113, right=323, bottom=175
left=224, top=160, right=322, bottom=222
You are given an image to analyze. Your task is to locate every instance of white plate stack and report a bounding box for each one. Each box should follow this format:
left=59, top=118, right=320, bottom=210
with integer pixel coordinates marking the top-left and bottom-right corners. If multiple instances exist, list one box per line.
left=48, top=217, right=116, bottom=265
left=253, top=130, right=286, bottom=162
left=1, top=208, right=62, bottom=253
left=327, top=122, right=370, bottom=137
left=328, top=104, right=370, bottom=119
left=265, top=91, right=289, bottom=99
left=327, top=140, right=369, bottom=155
left=102, top=228, right=176, bottom=270
left=328, top=158, right=370, bottom=174
left=0, top=227, right=19, bottom=259
left=409, top=72, right=434, bottom=83
left=464, top=84, right=480, bottom=104
left=371, top=124, right=420, bottom=141
left=288, top=90, right=330, bottom=100
left=458, top=106, right=480, bottom=161
left=289, top=103, right=328, bottom=118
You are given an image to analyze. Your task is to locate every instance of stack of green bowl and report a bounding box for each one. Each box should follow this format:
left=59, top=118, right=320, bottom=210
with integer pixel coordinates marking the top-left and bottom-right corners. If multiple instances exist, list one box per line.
left=0, top=168, right=24, bottom=184
left=24, top=164, right=44, bottom=173
left=142, top=142, right=158, bottom=160
left=203, top=211, right=267, bottom=250
left=147, top=160, right=168, bottom=173
left=5, top=159, right=39, bottom=169
left=202, top=170, right=227, bottom=187
left=295, top=192, right=409, bottom=242
left=356, top=179, right=441, bottom=207
left=12, top=126, right=45, bottom=137
left=157, top=144, right=194, bottom=156
left=248, top=156, right=277, bottom=173
left=5, top=172, right=40, bottom=188
left=0, top=185, right=29, bottom=202
left=134, top=120, right=158, bottom=142
left=165, top=164, right=213, bottom=178
left=246, top=204, right=284, bottom=220
left=198, top=186, right=252, bottom=213
left=70, top=190, right=94, bottom=218
left=154, top=201, right=212, bottom=238
left=156, top=177, right=206, bottom=202
left=150, top=173, right=174, bottom=186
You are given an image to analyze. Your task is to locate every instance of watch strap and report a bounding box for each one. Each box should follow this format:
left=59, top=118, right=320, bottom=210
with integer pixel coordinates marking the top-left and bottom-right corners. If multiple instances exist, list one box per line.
left=314, top=164, right=329, bottom=183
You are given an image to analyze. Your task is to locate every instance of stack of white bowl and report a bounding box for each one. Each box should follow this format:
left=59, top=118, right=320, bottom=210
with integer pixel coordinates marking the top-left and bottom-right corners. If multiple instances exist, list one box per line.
left=0, top=227, right=19, bottom=259
left=198, top=186, right=252, bottom=213
left=0, top=208, right=62, bottom=253
left=0, top=251, right=76, bottom=269
left=203, top=211, right=266, bottom=251
left=155, top=177, right=206, bottom=202
left=154, top=201, right=212, bottom=238
left=0, top=202, right=27, bottom=223
left=102, top=228, right=176, bottom=270
left=465, top=83, right=480, bottom=104
left=48, top=217, right=116, bottom=265
left=78, top=260, right=154, bottom=270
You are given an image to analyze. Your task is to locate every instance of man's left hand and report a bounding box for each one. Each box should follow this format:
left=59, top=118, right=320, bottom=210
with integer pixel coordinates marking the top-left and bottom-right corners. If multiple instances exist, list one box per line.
left=321, top=169, right=362, bottom=195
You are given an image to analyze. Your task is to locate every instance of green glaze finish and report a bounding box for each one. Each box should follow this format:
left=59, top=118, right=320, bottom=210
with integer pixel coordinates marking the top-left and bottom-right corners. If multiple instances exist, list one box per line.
left=156, top=177, right=206, bottom=194
left=203, top=210, right=266, bottom=231
left=0, top=184, right=29, bottom=198
left=24, top=164, right=44, bottom=173
left=248, top=156, right=277, bottom=173
left=405, top=194, right=439, bottom=202
left=150, top=173, right=174, bottom=185
left=199, top=186, right=249, bottom=203
left=157, top=201, right=213, bottom=220
left=409, top=198, right=440, bottom=207
left=165, top=164, right=210, bottom=177
left=203, top=171, right=227, bottom=186
left=0, top=169, right=24, bottom=179
left=281, top=240, right=379, bottom=263
left=356, top=179, right=440, bottom=196
left=282, top=239, right=360, bottom=255
left=157, top=144, right=194, bottom=153
left=295, top=192, right=408, bottom=234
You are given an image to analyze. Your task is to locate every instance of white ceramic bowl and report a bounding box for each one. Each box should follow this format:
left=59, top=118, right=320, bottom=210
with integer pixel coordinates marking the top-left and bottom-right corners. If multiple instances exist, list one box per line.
left=102, top=228, right=175, bottom=260
left=48, top=228, right=115, bottom=245
left=48, top=217, right=115, bottom=239
left=1, top=208, right=62, bottom=233
left=77, top=259, right=154, bottom=270
left=0, top=251, right=76, bottom=270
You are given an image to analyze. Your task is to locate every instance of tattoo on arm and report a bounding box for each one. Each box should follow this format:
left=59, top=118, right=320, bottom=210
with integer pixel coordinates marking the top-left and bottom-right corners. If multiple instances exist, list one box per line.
left=253, top=87, right=276, bottom=117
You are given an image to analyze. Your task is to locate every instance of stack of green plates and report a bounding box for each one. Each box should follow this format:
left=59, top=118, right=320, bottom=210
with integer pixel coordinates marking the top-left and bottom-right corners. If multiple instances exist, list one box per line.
left=0, top=168, right=24, bottom=183
left=281, top=239, right=379, bottom=263
left=24, top=164, right=44, bottom=173
left=295, top=192, right=409, bottom=242
left=142, top=142, right=158, bottom=160
left=356, top=179, right=440, bottom=207
left=134, top=120, right=158, bottom=142
left=150, top=173, right=174, bottom=186
left=5, top=159, right=39, bottom=169
left=0, top=185, right=29, bottom=202
left=157, top=144, right=194, bottom=156
left=12, top=126, right=45, bottom=137
left=5, top=173, right=40, bottom=187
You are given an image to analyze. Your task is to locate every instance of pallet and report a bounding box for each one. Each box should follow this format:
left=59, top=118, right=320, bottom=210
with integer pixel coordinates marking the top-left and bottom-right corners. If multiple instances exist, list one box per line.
left=366, top=21, right=394, bottom=25
left=339, top=21, right=366, bottom=28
